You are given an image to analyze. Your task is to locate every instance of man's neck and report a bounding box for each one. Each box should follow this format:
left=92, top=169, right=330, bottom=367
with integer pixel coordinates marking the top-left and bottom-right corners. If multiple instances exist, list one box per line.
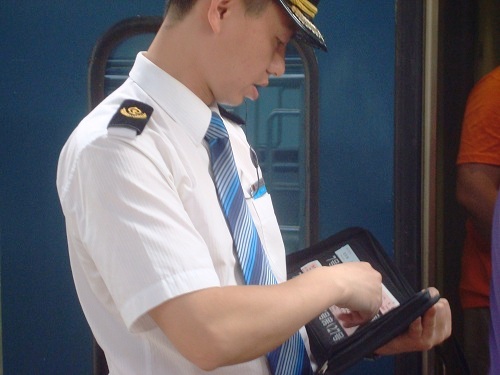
left=145, top=15, right=215, bottom=106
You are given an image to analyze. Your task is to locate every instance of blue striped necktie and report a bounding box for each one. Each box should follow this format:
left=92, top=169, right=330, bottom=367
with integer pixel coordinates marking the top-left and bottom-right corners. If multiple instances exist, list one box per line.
left=205, top=111, right=313, bottom=375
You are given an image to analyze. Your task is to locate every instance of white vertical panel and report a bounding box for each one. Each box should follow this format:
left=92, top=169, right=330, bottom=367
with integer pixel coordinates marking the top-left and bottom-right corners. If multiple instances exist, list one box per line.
left=422, top=0, right=440, bottom=374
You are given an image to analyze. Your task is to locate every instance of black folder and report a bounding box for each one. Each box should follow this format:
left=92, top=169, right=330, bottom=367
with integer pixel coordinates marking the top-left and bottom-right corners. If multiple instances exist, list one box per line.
left=287, top=227, right=440, bottom=375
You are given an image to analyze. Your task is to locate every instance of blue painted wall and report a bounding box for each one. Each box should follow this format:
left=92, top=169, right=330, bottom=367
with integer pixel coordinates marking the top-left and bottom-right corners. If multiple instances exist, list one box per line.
left=316, top=3, right=396, bottom=374
left=0, top=1, right=394, bottom=373
left=317, top=2, right=395, bottom=253
left=0, top=2, right=165, bottom=374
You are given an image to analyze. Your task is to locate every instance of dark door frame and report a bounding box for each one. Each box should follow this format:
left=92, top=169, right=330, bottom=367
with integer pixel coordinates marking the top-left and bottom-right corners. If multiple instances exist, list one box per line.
left=393, top=1, right=425, bottom=373
left=394, top=0, right=483, bottom=374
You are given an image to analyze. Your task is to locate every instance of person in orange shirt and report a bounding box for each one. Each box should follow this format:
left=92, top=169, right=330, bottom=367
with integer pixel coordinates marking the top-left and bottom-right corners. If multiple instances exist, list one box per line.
left=456, top=65, right=500, bottom=375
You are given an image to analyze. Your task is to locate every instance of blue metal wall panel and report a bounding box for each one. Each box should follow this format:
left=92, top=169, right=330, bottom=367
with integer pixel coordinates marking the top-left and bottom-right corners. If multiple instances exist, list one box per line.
left=316, top=2, right=395, bottom=254
left=0, top=2, right=164, bottom=374
left=315, top=2, right=396, bottom=374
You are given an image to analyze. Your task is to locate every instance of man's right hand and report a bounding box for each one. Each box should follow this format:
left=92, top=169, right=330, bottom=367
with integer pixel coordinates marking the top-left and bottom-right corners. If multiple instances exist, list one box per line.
left=327, top=262, right=383, bottom=326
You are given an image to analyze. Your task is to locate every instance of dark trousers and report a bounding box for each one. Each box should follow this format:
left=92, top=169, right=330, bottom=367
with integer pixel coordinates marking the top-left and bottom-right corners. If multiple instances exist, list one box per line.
left=463, top=307, right=490, bottom=375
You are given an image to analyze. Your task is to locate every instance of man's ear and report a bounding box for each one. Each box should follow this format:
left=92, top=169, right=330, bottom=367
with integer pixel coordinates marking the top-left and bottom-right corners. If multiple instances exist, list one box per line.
left=207, top=0, right=232, bottom=33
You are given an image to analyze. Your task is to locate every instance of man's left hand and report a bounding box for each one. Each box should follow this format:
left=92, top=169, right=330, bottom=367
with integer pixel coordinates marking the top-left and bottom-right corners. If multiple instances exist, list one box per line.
left=374, top=287, right=452, bottom=355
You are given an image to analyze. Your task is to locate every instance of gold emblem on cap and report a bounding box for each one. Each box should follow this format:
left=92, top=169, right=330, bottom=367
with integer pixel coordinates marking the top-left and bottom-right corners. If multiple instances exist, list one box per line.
left=290, top=0, right=317, bottom=18
left=120, top=106, right=147, bottom=119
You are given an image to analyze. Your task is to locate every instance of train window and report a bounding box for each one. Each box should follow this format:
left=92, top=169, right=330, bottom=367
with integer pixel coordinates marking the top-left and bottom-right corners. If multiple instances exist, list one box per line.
left=89, top=16, right=319, bottom=253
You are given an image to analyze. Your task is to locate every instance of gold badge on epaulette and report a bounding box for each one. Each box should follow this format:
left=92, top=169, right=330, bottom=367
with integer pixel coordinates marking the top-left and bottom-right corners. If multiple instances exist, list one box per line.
left=120, top=106, right=148, bottom=119
left=108, top=99, right=154, bottom=136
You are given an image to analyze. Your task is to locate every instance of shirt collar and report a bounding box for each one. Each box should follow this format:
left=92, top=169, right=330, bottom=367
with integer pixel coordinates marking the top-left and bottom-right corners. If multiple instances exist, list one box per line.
left=129, top=52, right=212, bottom=144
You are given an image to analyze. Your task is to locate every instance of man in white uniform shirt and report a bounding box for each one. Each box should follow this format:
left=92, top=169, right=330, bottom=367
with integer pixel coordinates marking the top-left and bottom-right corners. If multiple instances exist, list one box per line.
left=57, top=0, right=451, bottom=373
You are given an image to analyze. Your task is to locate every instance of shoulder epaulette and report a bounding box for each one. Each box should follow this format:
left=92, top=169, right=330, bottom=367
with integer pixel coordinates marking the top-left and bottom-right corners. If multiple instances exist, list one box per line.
left=218, top=105, right=246, bottom=126
left=107, top=99, right=154, bottom=137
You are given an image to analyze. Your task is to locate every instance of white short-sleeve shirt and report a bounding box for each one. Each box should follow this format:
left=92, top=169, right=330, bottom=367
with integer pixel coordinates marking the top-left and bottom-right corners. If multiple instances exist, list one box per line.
left=57, top=53, right=298, bottom=374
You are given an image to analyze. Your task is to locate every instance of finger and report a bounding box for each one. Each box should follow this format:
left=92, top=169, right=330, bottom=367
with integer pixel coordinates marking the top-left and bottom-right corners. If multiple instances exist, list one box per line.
left=431, top=298, right=452, bottom=341
left=407, top=316, right=423, bottom=337
left=425, top=286, right=439, bottom=298
left=337, top=312, right=372, bottom=327
left=418, top=298, right=452, bottom=349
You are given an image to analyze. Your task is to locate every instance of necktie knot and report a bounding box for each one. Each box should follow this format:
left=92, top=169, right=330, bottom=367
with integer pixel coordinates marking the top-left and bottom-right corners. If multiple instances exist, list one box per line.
left=205, top=112, right=228, bottom=143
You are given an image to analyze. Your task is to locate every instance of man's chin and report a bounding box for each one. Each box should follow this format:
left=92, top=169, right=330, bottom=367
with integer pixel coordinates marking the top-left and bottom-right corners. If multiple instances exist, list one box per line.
left=246, top=85, right=260, bottom=101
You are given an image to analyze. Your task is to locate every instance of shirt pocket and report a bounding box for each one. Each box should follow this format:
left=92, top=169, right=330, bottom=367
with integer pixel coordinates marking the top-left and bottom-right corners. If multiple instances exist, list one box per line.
left=244, top=190, right=287, bottom=282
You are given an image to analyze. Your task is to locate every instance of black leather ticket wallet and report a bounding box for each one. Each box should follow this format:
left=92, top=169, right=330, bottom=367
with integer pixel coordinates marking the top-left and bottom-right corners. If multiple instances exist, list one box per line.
left=287, top=227, right=440, bottom=375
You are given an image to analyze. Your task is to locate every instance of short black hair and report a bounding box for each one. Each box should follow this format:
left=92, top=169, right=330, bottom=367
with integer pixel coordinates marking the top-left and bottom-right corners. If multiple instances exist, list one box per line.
left=164, top=0, right=270, bottom=21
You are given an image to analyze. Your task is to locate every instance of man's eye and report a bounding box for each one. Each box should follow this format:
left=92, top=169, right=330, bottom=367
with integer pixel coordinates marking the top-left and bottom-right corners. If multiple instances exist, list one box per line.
left=276, top=38, right=286, bottom=50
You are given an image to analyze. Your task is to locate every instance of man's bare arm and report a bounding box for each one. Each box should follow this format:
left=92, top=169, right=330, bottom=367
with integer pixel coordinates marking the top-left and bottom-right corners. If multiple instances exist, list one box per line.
left=149, top=263, right=382, bottom=371
left=456, top=163, right=500, bottom=240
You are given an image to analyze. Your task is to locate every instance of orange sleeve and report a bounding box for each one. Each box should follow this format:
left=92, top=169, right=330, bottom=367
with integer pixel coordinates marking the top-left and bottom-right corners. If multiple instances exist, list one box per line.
left=457, top=66, right=500, bottom=166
